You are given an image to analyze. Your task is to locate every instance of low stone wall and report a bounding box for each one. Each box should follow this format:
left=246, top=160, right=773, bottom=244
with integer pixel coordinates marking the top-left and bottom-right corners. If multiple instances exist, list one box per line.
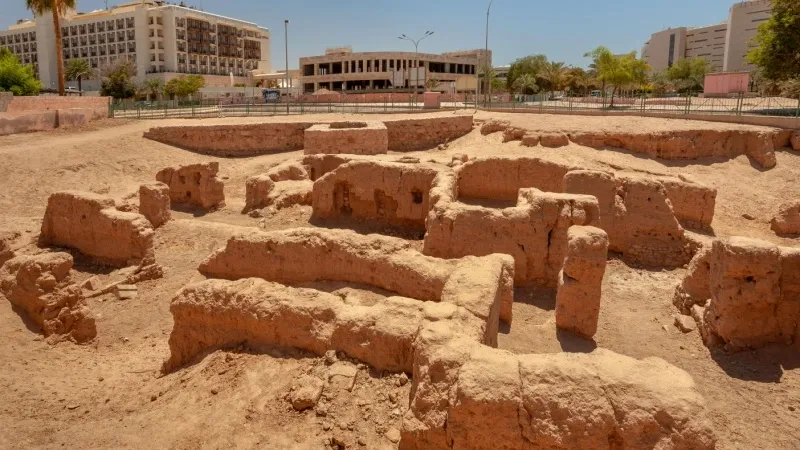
left=482, top=119, right=786, bottom=169
left=39, top=191, right=155, bottom=267
left=143, top=123, right=314, bottom=156
left=303, top=121, right=388, bottom=155
left=0, top=111, right=58, bottom=135
left=385, top=115, right=474, bottom=151
left=5, top=95, right=110, bottom=113
left=312, top=161, right=439, bottom=234
left=674, top=236, right=800, bottom=350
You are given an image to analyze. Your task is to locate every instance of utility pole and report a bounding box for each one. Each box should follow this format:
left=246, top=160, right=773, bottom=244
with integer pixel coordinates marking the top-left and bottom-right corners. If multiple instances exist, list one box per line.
left=399, top=31, right=434, bottom=106
left=485, top=0, right=495, bottom=108
left=285, top=19, right=290, bottom=114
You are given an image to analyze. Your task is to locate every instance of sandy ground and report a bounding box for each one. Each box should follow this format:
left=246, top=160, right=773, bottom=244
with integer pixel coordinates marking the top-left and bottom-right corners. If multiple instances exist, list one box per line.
left=1, top=112, right=799, bottom=449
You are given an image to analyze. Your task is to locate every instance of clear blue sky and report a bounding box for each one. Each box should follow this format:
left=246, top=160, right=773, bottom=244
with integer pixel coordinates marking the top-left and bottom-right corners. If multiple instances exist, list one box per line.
left=3, top=0, right=738, bottom=69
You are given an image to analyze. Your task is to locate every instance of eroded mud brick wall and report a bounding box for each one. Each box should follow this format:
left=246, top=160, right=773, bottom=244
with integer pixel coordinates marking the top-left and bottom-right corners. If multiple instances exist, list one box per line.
left=143, top=123, right=314, bottom=156
left=385, top=116, right=473, bottom=151
left=40, top=191, right=154, bottom=267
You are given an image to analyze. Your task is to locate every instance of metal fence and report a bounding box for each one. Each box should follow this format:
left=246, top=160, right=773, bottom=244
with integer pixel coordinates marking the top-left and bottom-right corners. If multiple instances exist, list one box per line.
left=109, top=96, right=476, bottom=119
left=484, top=92, right=800, bottom=118
left=109, top=92, right=799, bottom=119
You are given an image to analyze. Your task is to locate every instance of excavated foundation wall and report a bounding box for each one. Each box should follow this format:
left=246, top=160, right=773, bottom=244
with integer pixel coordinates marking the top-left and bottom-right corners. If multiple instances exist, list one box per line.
left=675, top=236, right=800, bottom=350
left=198, top=228, right=515, bottom=324
left=303, top=121, right=388, bottom=155
left=143, top=116, right=474, bottom=156
left=312, top=161, right=439, bottom=234
left=40, top=191, right=155, bottom=267
left=481, top=119, right=785, bottom=169
left=167, top=227, right=716, bottom=448
left=143, top=123, right=314, bottom=156
left=384, top=115, right=474, bottom=151
left=156, top=162, right=225, bottom=209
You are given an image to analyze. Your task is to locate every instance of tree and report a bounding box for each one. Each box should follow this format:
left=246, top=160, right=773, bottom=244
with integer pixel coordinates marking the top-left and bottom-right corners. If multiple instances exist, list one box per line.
left=747, top=0, right=800, bottom=82
left=0, top=48, right=42, bottom=95
left=64, top=58, right=92, bottom=96
left=99, top=60, right=136, bottom=99
left=27, top=0, right=76, bottom=96
left=511, top=73, right=538, bottom=96
left=164, top=74, right=205, bottom=98
left=585, top=47, right=650, bottom=107
left=565, top=67, right=597, bottom=95
left=477, top=64, right=496, bottom=97
left=780, top=78, right=800, bottom=99
left=506, top=54, right=548, bottom=92
left=142, top=78, right=164, bottom=101
left=537, top=61, right=569, bottom=95
left=666, top=57, right=709, bottom=92
left=650, top=70, right=675, bottom=96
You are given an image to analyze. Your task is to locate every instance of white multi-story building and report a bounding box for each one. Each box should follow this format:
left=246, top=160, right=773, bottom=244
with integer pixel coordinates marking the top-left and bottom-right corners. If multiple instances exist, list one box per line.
left=0, top=0, right=271, bottom=90
left=641, top=0, right=772, bottom=73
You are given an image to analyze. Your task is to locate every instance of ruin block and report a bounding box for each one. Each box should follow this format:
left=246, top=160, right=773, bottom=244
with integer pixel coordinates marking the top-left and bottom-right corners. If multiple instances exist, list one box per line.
left=384, top=115, right=473, bottom=151
left=791, top=131, right=800, bottom=151
left=656, top=175, right=717, bottom=227
left=0, top=252, right=96, bottom=343
left=555, top=226, right=608, bottom=338
left=303, top=121, right=388, bottom=155
left=143, top=122, right=314, bottom=156
left=539, top=132, right=569, bottom=147
left=156, top=162, right=225, bottom=210
left=770, top=200, right=800, bottom=235
left=40, top=191, right=155, bottom=267
left=139, top=182, right=171, bottom=228
left=312, top=161, right=438, bottom=233
left=0, top=231, right=17, bottom=267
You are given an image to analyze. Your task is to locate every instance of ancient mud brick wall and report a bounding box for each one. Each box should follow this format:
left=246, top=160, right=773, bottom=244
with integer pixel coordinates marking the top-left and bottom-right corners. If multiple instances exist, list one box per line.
left=40, top=191, right=155, bottom=267
left=198, top=227, right=514, bottom=324
left=425, top=179, right=601, bottom=287
left=0, top=252, right=96, bottom=343
left=6, top=96, right=110, bottom=113
left=312, top=161, right=439, bottom=234
left=384, top=115, right=473, bottom=151
left=771, top=200, right=800, bottom=235
left=402, top=325, right=716, bottom=450
left=303, top=121, right=388, bottom=155
left=156, top=162, right=225, bottom=210
left=139, top=182, right=171, bottom=228
left=555, top=226, right=608, bottom=338
left=143, top=123, right=314, bottom=156
left=482, top=119, right=783, bottom=169
left=655, top=175, right=717, bottom=228
left=455, top=156, right=569, bottom=201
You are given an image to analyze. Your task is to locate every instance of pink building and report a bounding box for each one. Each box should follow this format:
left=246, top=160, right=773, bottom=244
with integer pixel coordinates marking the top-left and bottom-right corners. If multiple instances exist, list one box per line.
left=704, top=72, right=749, bottom=95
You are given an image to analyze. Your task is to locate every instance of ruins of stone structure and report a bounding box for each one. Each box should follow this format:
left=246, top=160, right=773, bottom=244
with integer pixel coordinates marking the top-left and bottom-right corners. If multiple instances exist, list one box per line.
left=791, top=131, right=800, bottom=151
left=304, top=121, right=388, bottom=155
left=481, top=119, right=785, bottom=169
left=156, top=162, right=225, bottom=210
left=0, top=252, right=96, bottom=343
left=675, top=236, right=800, bottom=350
left=164, top=227, right=716, bottom=448
left=139, top=182, right=171, bottom=228
left=0, top=231, right=18, bottom=267
left=771, top=200, right=800, bottom=235
left=40, top=191, right=155, bottom=267
left=555, top=226, right=609, bottom=338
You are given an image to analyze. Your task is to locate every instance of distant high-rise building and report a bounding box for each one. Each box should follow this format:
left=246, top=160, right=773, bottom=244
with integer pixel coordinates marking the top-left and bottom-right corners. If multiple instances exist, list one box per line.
left=0, top=0, right=271, bottom=90
left=641, top=0, right=772, bottom=73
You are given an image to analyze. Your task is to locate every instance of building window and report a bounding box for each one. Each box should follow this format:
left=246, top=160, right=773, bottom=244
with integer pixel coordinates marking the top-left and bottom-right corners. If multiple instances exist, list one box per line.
left=668, top=33, right=676, bottom=67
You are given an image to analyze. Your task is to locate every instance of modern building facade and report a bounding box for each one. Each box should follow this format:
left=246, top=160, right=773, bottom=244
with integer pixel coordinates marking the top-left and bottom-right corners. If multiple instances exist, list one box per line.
left=0, top=0, right=270, bottom=90
left=641, top=0, right=772, bottom=73
left=299, top=47, right=490, bottom=94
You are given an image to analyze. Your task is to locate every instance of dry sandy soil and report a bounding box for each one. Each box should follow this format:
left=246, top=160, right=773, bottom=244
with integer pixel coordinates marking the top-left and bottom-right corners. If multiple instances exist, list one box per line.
left=1, top=111, right=799, bottom=449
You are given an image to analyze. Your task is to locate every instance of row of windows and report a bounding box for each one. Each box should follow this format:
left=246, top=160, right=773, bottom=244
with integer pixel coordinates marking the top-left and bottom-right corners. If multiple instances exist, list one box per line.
left=62, top=31, right=135, bottom=48
left=0, top=32, right=36, bottom=45
left=62, top=43, right=136, bottom=59
left=61, top=18, right=134, bottom=36
left=1, top=43, right=37, bottom=54
left=176, top=56, right=246, bottom=68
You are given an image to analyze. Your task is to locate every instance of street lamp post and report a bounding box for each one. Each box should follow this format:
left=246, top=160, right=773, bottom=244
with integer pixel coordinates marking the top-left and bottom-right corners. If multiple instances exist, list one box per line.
left=284, top=19, right=290, bottom=114
left=485, top=0, right=495, bottom=108
left=398, top=31, right=434, bottom=106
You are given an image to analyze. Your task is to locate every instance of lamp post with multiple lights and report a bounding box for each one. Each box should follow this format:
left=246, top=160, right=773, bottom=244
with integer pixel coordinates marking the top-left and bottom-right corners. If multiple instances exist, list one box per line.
left=398, top=31, right=434, bottom=105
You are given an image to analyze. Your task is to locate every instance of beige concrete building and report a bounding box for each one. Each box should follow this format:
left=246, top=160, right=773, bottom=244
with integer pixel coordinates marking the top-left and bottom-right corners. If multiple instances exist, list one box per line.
left=299, top=47, right=489, bottom=94
left=0, top=0, right=270, bottom=90
left=641, top=0, right=772, bottom=73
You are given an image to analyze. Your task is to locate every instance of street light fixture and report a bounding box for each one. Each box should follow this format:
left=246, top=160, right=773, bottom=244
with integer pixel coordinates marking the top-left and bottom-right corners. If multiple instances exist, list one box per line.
left=284, top=19, right=290, bottom=114
left=485, top=0, right=495, bottom=108
left=398, top=31, right=434, bottom=105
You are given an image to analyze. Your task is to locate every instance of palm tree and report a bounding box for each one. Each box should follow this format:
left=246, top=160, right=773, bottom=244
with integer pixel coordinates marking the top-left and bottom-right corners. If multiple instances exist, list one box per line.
left=65, top=58, right=92, bottom=96
left=537, top=61, right=569, bottom=97
left=143, top=77, right=164, bottom=101
left=27, top=0, right=76, bottom=96
left=565, top=67, right=597, bottom=96
left=478, top=64, right=496, bottom=100
left=511, top=74, right=538, bottom=97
